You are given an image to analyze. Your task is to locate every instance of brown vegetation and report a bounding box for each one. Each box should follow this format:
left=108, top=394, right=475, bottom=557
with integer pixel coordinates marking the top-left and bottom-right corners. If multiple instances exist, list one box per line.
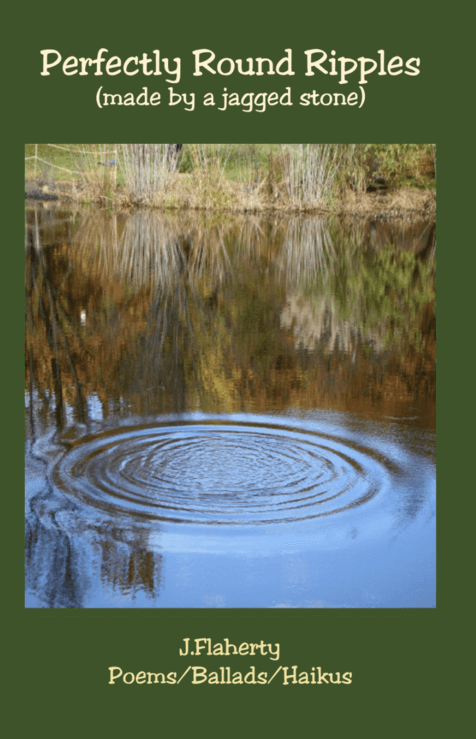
left=25, top=174, right=436, bottom=218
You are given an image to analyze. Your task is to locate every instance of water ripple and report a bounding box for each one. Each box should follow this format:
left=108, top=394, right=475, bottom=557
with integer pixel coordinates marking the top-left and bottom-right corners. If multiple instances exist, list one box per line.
left=52, top=418, right=395, bottom=525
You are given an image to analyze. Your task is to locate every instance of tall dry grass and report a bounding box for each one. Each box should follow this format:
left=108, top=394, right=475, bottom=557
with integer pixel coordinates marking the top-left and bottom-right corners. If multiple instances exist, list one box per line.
left=282, top=144, right=342, bottom=209
left=119, top=144, right=181, bottom=200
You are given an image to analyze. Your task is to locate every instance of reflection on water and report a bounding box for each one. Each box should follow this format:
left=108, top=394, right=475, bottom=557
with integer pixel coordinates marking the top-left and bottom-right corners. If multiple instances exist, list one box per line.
left=25, top=203, right=436, bottom=608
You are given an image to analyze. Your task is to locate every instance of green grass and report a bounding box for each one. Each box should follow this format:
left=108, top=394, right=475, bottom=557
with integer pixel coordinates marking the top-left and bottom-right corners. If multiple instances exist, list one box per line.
left=216, top=144, right=282, bottom=181
left=25, top=144, right=285, bottom=185
left=25, top=144, right=122, bottom=183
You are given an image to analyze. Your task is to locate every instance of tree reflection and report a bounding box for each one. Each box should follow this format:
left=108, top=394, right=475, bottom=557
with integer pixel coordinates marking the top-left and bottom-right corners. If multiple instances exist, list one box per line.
left=95, top=525, right=162, bottom=599
left=25, top=206, right=87, bottom=435
left=25, top=203, right=436, bottom=422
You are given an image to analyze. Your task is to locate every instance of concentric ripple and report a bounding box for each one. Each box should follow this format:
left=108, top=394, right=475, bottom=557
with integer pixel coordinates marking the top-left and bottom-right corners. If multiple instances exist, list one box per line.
left=52, top=419, right=393, bottom=525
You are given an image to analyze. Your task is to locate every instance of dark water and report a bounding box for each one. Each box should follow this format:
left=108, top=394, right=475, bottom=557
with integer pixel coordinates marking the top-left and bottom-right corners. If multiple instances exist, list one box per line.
left=25, top=203, right=436, bottom=608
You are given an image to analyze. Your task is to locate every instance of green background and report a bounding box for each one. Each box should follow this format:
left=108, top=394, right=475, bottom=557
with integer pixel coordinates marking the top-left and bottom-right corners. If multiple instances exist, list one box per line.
left=5, top=0, right=472, bottom=734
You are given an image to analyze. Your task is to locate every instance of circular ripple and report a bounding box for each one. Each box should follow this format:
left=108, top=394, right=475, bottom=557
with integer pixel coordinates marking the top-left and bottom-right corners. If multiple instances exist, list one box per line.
left=52, top=419, right=392, bottom=525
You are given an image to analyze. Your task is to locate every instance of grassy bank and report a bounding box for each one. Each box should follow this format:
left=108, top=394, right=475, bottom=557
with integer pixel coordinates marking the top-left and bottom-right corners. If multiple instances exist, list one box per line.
left=25, top=144, right=436, bottom=216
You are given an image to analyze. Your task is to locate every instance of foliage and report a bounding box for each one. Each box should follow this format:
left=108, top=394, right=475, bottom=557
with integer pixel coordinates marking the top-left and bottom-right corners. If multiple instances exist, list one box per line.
left=337, top=144, right=436, bottom=193
left=306, top=239, right=435, bottom=352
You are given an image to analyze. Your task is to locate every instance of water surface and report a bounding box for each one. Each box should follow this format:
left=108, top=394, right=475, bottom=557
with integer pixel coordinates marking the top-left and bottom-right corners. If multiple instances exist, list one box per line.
left=25, top=204, right=436, bottom=608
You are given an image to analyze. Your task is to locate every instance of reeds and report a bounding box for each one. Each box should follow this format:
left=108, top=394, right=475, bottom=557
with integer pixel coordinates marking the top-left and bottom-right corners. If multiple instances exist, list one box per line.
left=283, top=144, right=342, bottom=209
left=26, top=143, right=436, bottom=214
left=119, top=144, right=180, bottom=200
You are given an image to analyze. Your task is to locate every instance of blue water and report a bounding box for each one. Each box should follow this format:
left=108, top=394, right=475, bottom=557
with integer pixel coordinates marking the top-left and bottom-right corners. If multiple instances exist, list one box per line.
left=25, top=411, right=435, bottom=608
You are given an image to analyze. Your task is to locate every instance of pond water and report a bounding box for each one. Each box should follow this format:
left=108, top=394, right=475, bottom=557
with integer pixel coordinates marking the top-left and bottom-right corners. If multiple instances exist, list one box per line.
left=25, top=203, right=436, bottom=608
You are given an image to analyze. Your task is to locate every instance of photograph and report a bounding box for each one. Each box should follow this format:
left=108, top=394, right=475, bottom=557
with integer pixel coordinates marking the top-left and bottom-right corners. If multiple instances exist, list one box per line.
left=25, top=143, right=436, bottom=608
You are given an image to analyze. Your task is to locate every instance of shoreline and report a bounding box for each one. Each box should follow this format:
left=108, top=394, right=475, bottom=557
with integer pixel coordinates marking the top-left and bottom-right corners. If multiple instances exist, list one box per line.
left=25, top=176, right=436, bottom=219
